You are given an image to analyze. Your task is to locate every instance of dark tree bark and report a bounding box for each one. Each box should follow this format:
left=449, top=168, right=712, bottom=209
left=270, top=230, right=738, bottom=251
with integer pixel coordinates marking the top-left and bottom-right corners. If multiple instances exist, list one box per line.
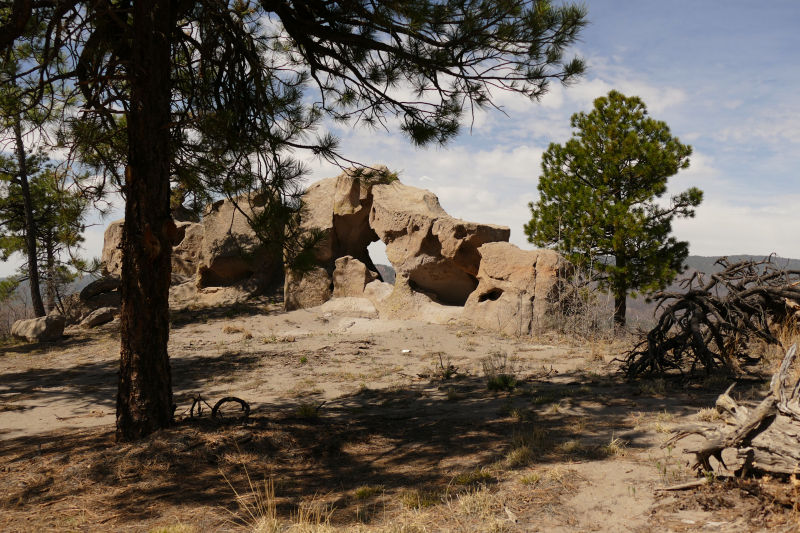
left=13, top=116, right=46, bottom=317
left=613, top=255, right=627, bottom=328
left=116, top=0, right=175, bottom=441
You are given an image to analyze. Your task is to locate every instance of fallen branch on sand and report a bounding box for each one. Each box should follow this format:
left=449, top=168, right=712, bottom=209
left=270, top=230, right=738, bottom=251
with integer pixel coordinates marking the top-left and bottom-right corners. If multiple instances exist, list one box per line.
left=664, top=344, right=800, bottom=476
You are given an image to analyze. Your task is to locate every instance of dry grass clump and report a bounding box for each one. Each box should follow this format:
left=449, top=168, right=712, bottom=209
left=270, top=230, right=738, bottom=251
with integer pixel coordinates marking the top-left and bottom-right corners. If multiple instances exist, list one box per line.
left=147, top=525, right=198, bottom=533
left=557, top=439, right=582, bottom=454
left=453, top=468, right=491, bottom=486
left=506, top=427, right=548, bottom=466
left=602, top=435, right=627, bottom=457
left=399, top=489, right=440, bottom=509
left=696, top=407, right=724, bottom=422
left=518, top=473, right=540, bottom=486
left=223, top=325, right=245, bottom=334
left=353, top=485, right=384, bottom=499
left=456, top=485, right=496, bottom=517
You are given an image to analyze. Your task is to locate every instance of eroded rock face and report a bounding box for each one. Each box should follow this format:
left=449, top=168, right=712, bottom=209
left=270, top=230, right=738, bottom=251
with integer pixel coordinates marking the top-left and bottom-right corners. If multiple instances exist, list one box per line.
left=101, top=219, right=124, bottom=277
left=172, top=221, right=204, bottom=278
left=463, top=242, right=570, bottom=336
left=101, top=218, right=205, bottom=282
left=198, top=193, right=278, bottom=289
left=285, top=166, right=392, bottom=310
left=11, top=315, right=66, bottom=343
left=319, top=297, right=378, bottom=319
left=369, top=181, right=510, bottom=305
left=80, top=275, right=121, bottom=300
left=332, top=256, right=378, bottom=299
left=284, top=267, right=332, bottom=311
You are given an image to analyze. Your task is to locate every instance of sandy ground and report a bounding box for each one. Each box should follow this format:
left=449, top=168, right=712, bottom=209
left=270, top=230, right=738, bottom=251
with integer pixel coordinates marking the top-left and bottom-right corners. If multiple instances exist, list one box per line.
left=0, top=301, right=794, bottom=532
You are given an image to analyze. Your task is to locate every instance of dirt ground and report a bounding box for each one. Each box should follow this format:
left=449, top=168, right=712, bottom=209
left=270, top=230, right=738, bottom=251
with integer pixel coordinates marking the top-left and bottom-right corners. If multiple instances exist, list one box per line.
left=1, top=299, right=798, bottom=533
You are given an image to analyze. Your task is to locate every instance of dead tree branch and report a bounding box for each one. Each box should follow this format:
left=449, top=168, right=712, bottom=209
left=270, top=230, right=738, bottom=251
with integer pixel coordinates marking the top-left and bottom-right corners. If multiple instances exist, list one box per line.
left=624, top=257, right=800, bottom=378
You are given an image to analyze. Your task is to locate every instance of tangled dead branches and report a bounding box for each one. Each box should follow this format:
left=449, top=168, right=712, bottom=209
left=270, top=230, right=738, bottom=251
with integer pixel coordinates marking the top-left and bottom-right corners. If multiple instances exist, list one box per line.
left=624, top=257, right=800, bottom=378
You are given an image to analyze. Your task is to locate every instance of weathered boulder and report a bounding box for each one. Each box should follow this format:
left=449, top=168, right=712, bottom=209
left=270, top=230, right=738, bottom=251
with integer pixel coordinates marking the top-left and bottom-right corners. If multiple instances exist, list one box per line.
left=101, top=219, right=125, bottom=277
left=318, top=297, right=379, bottom=319
left=172, top=221, right=204, bottom=277
left=463, top=243, right=570, bottom=336
left=285, top=166, right=392, bottom=310
left=332, top=256, right=378, bottom=299
left=198, top=193, right=279, bottom=288
left=371, top=272, right=463, bottom=324
left=284, top=267, right=332, bottom=311
left=369, top=181, right=510, bottom=305
left=80, top=307, right=116, bottom=329
left=57, top=290, right=122, bottom=326
left=11, top=315, right=66, bottom=342
left=80, top=275, right=121, bottom=300
left=102, top=218, right=206, bottom=283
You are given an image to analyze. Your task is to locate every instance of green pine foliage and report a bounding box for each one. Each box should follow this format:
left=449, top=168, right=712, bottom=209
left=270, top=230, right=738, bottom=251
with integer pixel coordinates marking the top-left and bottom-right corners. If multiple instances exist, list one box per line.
left=525, top=90, right=703, bottom=326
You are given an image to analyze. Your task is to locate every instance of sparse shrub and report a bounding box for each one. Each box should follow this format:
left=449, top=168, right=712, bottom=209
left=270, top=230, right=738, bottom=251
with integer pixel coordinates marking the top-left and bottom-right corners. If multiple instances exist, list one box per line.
left=296, top=403, right=319, bottom=419
left=518, top=473, right=540, bottom=486
left=482, top=351, right=518, bottom=391
left=446, top=387, right=461, bottom=402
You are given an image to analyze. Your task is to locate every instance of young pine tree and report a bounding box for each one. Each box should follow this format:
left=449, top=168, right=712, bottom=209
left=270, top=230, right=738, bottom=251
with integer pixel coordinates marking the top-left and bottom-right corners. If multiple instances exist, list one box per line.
left=525, top=90, right=703, bottom=328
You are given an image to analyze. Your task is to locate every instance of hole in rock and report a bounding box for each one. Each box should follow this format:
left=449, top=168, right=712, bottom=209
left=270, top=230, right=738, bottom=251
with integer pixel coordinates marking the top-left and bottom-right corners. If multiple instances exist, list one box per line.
left=478, top=289, right=503, bottom=302
left=367, top=239, right=394, bottom=284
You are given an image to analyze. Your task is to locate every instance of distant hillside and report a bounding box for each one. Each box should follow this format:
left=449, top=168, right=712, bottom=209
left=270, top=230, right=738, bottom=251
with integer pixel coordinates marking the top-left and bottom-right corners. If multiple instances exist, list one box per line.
left=375, top=264, right=396, bottom=285
left=684, top=255, right=800, bottom=274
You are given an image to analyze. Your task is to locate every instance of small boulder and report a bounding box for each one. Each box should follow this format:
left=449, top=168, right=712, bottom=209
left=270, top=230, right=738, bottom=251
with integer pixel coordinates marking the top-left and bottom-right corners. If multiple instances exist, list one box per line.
left=11, top=315, right=66, bottom=343
left=332, top=256, right=378, bottom=298
left=79, top=275, right=122, bottom=300
left=318, top=297, right=379, bottom=319
left=80, top=307, right=116, bottom=329
left=284, top=267, right=332, bottom=311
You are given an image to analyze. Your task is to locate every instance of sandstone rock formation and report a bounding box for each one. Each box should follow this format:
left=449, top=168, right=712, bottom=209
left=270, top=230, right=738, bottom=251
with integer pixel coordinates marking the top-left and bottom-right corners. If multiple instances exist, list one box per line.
left=58, top=277, right=122, bottom=326
left=80, top=307, right=116, bottom=329
left=198, top=193, right=278, bottom=288
left=463, top=242, right=571, bottom=336
left=284, top=166, right=393, bottom=310
left=370, top=181, right=510, bottom=305
left=101, top=219, right=124, bottom=277
left=171, top=221, right=204, bottom=280
left=102, top=219, right=205, bottom=283
left=332, top=256, right=378, bottom=298
left=11, top=315, right=66, bottom=342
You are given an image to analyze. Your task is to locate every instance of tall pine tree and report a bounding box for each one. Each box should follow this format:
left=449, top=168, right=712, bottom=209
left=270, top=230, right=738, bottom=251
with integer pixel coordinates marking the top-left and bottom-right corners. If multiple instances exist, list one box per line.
left=525, top=90, right=703, bottom=328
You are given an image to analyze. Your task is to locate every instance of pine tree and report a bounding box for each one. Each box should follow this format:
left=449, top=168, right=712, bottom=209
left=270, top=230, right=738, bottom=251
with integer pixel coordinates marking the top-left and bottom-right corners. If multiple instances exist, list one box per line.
left=1, top=0, right=589, bottom=440
left=525, top=90, right=703, bottom=328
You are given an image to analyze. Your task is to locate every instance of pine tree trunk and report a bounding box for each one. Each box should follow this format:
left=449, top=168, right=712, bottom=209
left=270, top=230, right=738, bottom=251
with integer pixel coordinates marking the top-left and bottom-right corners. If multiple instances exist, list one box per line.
left=613, top=254, right=627, bottom=329
left=613, top=293, right=626, bottom=329
left=14, top=117, right=46, bottom=318
left=45, top=234, right=55, bottom=313
left=116, top=0, right=175, bottom=441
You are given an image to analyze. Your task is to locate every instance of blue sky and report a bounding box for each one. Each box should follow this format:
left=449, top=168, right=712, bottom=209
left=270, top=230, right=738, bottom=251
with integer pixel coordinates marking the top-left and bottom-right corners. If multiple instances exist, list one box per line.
left=2, top=0, right=798, bottom=276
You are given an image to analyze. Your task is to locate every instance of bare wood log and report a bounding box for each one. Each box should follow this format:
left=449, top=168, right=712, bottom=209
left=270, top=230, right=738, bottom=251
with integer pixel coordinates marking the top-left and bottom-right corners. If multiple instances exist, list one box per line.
left=665, top=344, right=800, bottom=476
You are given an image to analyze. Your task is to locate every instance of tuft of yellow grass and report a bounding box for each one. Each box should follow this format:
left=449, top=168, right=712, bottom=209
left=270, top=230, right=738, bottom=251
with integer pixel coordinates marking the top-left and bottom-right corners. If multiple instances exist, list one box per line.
left=223, top=325, right=245, bottom=334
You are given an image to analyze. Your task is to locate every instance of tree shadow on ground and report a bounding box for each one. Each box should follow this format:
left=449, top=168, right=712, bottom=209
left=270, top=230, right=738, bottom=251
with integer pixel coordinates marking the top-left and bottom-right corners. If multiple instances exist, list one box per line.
left=0, top=363, right=752, bottom=532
